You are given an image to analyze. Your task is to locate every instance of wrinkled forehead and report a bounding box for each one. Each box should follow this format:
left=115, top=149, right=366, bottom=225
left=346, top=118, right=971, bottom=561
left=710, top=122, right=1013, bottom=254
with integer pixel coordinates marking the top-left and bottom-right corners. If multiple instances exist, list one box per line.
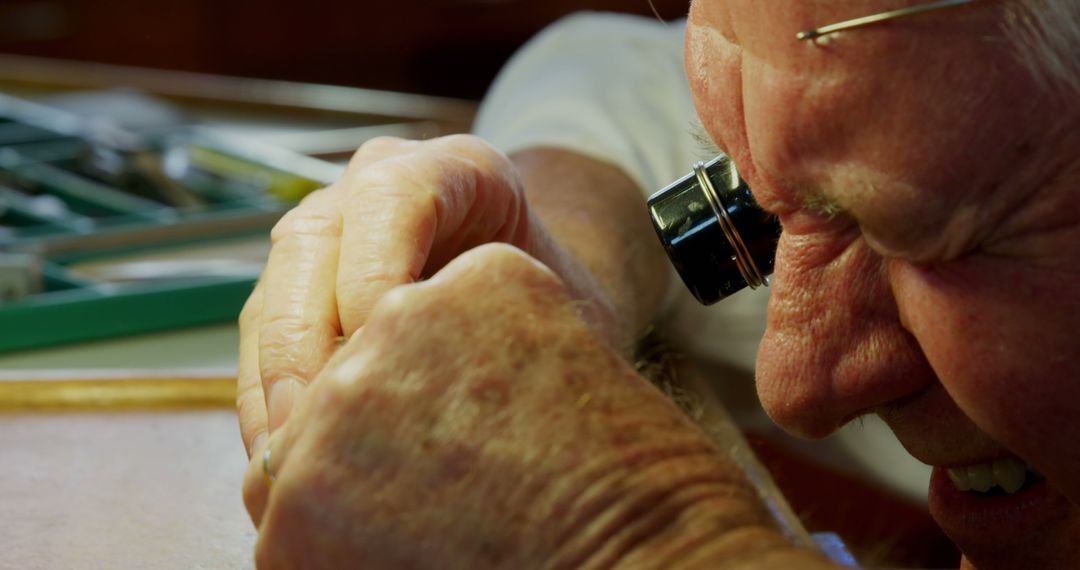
left=693, top=0, right=999, bottom=55
left=684, top=0, right=1052, bottom=238
left=687, top=0, right=1016, bottom=139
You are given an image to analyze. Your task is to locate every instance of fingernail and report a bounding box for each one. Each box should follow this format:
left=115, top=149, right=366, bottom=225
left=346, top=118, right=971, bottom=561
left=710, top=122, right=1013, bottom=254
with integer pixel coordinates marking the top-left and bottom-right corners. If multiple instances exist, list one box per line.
left=268, top=378, right=302, bottom=432
left=250, top=432, right=267, bottom=459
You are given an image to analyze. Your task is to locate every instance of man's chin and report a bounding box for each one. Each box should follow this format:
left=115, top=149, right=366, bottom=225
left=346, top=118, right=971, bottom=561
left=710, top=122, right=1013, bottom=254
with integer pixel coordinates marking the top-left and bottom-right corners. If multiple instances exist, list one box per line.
left=928, top=467, right=1080, bottom=569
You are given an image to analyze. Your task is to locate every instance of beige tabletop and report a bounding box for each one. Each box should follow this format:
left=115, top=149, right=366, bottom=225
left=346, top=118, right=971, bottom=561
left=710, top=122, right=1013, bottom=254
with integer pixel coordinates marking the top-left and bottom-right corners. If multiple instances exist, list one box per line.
left=0, top=320, right=255, bottom=569
left=0, top=58, right=479, bottom=570
left=0, top=409, right=255, bottom=570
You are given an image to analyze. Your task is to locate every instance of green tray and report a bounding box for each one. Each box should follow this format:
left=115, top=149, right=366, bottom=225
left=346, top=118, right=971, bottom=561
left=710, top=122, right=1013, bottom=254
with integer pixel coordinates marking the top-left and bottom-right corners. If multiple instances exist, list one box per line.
left=0, top=94, right=340, bottom=353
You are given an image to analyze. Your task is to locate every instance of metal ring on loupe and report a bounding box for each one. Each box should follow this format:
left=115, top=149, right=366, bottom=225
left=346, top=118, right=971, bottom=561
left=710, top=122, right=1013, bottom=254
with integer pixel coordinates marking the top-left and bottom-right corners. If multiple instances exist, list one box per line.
left=692, top=161, right=767, bottom=290
left=646, top=154, right=781, bottom=305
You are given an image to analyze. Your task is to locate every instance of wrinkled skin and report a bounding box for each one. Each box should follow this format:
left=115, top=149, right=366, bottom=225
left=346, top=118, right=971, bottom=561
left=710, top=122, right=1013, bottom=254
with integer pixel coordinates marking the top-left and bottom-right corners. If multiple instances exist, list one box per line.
left=686, top=1, right=1080, bottom=568
left=236, top=136, right=620, bottom=449
left=238, top=138, right=832, bottom=568
left=238, top=1, right=1080, bottom=567
left=243, top=243, right=794, bottom=569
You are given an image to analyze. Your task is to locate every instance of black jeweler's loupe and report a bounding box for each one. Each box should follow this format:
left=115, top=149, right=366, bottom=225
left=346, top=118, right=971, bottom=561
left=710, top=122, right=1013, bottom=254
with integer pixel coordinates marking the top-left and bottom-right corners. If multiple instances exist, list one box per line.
left=646, top=155, right=781, bottom=305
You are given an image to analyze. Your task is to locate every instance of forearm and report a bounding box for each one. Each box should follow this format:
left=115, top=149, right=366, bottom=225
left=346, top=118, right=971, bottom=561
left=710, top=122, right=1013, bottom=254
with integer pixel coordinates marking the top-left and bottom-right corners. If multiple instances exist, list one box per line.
left=614, top=499, right=842, bottom=570
left=508, top=150, right=837, bottom=569
left=539, top=410, right=840, bottom=570
left=511, top=147, right=671, bottom=354
left=599, top=375, right=838, bottom=569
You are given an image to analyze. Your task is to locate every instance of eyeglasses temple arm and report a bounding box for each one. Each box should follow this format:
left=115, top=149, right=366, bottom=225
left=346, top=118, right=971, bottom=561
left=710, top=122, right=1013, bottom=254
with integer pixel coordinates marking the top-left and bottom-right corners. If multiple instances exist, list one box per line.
left=796, top=0, right=980, bottom=41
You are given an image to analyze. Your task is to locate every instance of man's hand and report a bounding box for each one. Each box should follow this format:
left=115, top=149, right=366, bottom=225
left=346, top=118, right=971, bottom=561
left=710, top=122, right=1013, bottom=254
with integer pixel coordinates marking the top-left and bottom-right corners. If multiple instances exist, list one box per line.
left=237, top=136, right=620, bottom=455
left=242, top=244, right=818, bottom=569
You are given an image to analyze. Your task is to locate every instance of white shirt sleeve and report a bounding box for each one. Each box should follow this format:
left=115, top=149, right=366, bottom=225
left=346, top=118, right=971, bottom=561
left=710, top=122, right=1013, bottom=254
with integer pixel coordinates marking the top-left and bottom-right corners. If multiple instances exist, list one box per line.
left=474, top=12, right=767, bottom=375
left=473, top=12, right=703, bottom=195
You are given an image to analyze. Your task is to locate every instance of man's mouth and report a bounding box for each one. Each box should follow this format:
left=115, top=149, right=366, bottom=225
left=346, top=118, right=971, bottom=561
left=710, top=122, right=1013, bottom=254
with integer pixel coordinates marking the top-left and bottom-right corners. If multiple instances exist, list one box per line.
left=929, top=457, right=1069, bottom=565
left=944, top=457, right=1044, bottom=495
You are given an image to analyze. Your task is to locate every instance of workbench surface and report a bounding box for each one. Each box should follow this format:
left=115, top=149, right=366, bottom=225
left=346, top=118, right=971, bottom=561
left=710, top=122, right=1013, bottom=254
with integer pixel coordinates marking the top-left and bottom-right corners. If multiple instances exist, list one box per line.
left=0, top=410, right=255, bottom=569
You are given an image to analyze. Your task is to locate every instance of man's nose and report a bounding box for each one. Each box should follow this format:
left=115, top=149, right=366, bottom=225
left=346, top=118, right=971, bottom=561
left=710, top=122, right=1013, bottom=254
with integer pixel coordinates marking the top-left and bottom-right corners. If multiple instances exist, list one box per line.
left=752, top=232, right=936, bottom=438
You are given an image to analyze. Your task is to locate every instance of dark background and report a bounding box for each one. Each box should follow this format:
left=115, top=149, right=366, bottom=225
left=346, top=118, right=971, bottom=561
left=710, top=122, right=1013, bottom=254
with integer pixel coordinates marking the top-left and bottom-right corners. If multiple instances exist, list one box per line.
left=0, top=0, right=691, bottom=99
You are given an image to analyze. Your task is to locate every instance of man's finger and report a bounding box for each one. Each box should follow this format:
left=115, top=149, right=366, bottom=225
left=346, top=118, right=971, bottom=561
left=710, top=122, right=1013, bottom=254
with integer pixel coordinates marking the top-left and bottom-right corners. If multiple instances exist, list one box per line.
left=346, top=136, right=421, bottom=170
left=334, top=158, right=439, bottom=335
left=237, top=281, right=268, bottom=457
left=242, top=430, right=274, bottom=528
left=259, top=188, right=344, bottom=432
left=334, top=135, right=526, bottom=335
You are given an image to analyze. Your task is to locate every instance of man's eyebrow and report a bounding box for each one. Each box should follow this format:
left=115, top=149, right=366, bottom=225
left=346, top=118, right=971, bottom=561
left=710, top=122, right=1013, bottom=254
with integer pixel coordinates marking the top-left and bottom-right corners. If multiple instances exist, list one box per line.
left=686, top=120, right=847, bottom=219
left=801, top=189, right=847, bottom=220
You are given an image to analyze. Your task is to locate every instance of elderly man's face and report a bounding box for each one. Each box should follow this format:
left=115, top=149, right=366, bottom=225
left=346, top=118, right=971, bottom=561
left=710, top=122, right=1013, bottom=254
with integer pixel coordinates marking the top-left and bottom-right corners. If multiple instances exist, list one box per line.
left=686, top=1, right=1080, bottom=567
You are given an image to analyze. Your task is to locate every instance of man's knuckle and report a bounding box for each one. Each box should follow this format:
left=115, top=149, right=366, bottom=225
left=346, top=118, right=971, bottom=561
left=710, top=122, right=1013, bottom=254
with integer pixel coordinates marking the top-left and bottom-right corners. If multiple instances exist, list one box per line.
left=479, top=242, right=530, bottom=265
left=364, top=284, right=445, bottom=336
left=339, top=261, right=414, bottom=293
left=476, top=243, right=561, bottom=283
left=269, top=205, right=342, bottom=244
left=359, top=157, right=437, bottom=200
left=437, top=134, right=513, bottom=175
left=258, top=326, right=314, bottom=381
left=352, top=136, right=407, bottom=159
left=371, top=285, right=417, bottom=317
left=438, top=134, right=497, bottom=158
left=260, top=312, right=304, bottom=341
left=295, top=185, right=336, bottom=208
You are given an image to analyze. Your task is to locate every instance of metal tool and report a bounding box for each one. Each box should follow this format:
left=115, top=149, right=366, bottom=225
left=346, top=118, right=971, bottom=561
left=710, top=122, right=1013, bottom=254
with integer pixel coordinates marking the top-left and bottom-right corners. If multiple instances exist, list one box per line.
left=77, top=121, right=207, bottom=210
left=646, top=155, right=780, bottom=305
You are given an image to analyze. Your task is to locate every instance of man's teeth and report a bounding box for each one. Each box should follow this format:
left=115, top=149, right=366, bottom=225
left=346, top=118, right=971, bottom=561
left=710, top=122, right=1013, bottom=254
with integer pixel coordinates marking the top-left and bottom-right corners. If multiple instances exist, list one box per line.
left=946, top=458, right=1032, bottom=494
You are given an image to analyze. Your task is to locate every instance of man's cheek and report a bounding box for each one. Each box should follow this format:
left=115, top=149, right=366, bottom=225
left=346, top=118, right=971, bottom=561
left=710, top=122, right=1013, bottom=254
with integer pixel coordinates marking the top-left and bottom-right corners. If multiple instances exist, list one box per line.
left=889, top=259, right=1080, bottom=501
